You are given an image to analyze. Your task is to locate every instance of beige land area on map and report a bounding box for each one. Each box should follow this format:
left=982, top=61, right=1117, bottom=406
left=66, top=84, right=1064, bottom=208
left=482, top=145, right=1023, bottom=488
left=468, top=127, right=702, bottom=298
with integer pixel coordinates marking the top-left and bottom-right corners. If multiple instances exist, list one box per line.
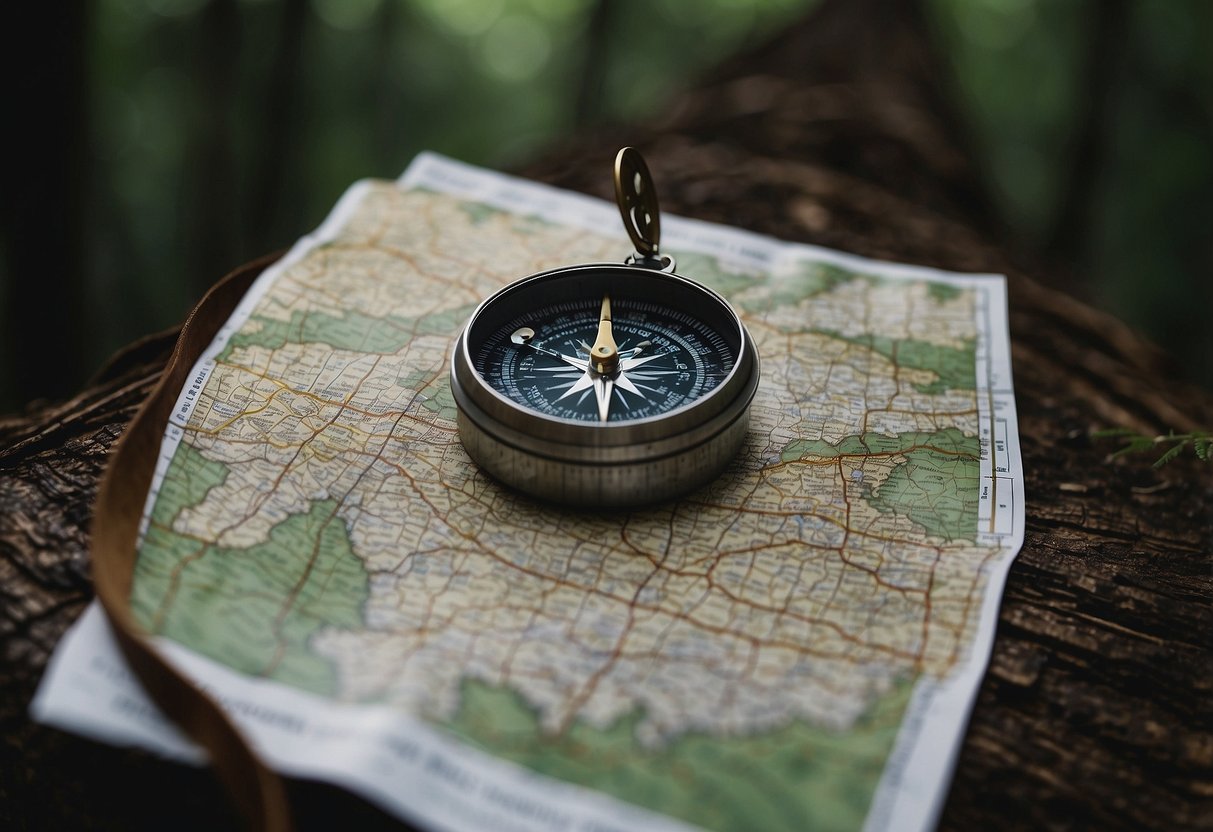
left=131, top=181, right=992, bottom=830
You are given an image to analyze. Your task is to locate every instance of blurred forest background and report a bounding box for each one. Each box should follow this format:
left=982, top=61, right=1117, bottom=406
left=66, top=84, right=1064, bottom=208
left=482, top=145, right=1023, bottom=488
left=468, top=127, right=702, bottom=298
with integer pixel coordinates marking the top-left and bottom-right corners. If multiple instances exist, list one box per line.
left=2, top=0, right=1210, bottom=414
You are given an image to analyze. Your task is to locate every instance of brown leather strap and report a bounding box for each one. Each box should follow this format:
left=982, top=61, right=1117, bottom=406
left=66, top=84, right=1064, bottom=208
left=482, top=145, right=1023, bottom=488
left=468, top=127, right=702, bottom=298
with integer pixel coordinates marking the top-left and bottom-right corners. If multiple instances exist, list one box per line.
left=91, top=253, right=294, bottom=832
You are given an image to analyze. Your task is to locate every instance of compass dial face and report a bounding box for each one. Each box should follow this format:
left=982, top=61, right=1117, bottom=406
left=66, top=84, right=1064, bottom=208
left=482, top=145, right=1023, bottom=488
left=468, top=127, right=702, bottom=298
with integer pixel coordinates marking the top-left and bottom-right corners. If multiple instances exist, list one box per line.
left=472, top=297, right=736, bottom=423
left=451, top=263, right=759, bottom=506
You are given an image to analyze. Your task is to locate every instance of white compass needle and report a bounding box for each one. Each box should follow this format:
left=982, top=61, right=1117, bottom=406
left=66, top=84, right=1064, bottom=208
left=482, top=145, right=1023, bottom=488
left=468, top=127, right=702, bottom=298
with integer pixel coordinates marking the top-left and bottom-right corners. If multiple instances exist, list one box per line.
left=594, top=375, right=614, bottom=422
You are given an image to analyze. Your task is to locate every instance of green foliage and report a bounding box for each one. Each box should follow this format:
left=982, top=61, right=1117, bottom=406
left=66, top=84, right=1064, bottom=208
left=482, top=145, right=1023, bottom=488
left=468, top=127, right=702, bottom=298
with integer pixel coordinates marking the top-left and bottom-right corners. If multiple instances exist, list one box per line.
left=6, top=0, right=1211, bottom=414
left=1092, top=428, right=1212, bottom=468
left=929, top=0, right=1213, bottom=393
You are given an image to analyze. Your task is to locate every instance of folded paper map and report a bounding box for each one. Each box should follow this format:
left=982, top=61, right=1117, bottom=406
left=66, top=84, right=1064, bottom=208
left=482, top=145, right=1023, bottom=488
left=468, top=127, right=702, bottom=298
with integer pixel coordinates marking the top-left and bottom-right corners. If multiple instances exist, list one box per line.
left=33, top=153, right=1024, bottom=832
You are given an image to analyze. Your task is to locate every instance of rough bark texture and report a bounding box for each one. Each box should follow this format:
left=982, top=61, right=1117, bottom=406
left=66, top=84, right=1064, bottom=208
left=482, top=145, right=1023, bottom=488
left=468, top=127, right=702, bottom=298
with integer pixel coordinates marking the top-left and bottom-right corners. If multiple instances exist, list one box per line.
left=2, top=1, right=1210, bottom=829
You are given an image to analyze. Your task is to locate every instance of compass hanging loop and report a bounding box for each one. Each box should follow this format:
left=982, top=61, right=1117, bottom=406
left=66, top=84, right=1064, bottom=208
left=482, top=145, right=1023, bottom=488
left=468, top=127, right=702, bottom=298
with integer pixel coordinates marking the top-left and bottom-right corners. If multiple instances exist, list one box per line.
left=614, top=147, right=672, bottom=271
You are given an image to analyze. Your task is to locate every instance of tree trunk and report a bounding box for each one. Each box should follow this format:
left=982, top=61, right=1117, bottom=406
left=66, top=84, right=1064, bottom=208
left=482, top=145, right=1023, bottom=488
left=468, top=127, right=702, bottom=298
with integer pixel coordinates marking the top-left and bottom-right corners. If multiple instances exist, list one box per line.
left=2, top=1, right=1209, bottom=829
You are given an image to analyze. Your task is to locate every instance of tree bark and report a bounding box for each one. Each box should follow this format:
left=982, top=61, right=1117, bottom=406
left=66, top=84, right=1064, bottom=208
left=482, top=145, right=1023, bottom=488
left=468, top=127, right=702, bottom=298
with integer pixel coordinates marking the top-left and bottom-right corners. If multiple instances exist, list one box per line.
left=2, top=0, right=1210, bottom=829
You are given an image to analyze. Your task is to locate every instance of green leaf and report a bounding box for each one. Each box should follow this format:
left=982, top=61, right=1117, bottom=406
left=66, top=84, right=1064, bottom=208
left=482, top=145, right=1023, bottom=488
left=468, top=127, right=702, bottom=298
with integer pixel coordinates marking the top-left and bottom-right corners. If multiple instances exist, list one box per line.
left=1091, top=428, right=1140, bottom=438
left=1096, top=425, right=1212, bottom=466
left=1194, top=437, right=1210, bottom=461
left=1153, top=442, right=1187, bottom=468
left=1114, top=437, right=1155, bottom=455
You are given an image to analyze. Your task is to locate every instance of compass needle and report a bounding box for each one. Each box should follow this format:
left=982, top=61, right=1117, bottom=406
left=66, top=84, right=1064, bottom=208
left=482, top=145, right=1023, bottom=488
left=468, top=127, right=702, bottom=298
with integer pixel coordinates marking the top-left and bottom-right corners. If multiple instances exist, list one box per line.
left=589, top=294, right=620, bottom=375
left=594, top=376, right=614, bottom=423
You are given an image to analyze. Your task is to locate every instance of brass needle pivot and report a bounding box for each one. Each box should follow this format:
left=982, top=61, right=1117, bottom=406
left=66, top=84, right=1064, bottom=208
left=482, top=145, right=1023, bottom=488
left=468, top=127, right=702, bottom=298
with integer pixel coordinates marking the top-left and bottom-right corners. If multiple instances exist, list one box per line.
left=590, top=294, right=619, bottom=375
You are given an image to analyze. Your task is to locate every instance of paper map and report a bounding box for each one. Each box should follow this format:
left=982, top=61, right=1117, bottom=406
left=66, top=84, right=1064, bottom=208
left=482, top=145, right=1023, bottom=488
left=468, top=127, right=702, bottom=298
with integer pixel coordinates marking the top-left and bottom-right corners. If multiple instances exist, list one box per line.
left=34, top=153, right=1024, bottom=832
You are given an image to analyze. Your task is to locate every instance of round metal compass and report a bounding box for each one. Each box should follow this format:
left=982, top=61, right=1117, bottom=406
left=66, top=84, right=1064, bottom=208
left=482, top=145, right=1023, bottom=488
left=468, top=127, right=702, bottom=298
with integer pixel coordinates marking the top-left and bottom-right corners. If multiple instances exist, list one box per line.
left=449, top=148, right=759, bottom=507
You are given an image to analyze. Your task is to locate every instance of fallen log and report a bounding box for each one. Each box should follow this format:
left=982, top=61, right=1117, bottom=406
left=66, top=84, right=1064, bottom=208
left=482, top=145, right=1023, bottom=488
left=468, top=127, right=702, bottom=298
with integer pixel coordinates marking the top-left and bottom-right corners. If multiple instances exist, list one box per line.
left=2, top=0, right=1209, bottom=829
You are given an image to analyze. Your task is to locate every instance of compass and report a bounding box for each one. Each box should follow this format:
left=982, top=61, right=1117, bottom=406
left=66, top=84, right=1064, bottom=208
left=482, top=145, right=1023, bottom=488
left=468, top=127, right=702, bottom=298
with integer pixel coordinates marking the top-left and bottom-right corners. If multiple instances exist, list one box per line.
left=449, top=148, right=759, bottom=507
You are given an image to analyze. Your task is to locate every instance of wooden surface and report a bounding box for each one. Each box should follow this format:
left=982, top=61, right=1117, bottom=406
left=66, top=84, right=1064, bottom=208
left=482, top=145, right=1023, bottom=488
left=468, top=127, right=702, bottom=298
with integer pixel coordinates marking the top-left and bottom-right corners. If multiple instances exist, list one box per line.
left=2, top=0, right=1210, bottom=829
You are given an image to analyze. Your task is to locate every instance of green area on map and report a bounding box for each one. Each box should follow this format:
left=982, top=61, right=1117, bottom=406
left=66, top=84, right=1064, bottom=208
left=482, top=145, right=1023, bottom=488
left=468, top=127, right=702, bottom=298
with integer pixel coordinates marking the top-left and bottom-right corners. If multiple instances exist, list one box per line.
left=819, top=331, right=976, bottom=395
left=443, top=677, right=914, bottom=832
left=782, top=428, right=981, bottom=541
left=217, top=304, right=473, bottom=362
left=739, top=262, right=858, bottom=314
left=132, top=445, right=369, bottom=695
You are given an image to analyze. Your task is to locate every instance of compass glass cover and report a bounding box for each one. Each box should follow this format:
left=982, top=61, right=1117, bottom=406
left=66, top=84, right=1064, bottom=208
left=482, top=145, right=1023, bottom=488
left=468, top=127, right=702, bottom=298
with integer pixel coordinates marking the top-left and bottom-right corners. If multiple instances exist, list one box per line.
left=472, top=295, right=737, bottom=423
left=462, top=262, right=746, bottom=427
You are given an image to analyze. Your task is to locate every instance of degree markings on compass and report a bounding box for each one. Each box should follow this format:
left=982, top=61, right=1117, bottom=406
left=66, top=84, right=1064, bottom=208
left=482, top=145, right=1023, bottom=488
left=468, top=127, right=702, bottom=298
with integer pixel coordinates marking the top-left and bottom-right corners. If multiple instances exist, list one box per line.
left=627, top=369, right=680, bottom=378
